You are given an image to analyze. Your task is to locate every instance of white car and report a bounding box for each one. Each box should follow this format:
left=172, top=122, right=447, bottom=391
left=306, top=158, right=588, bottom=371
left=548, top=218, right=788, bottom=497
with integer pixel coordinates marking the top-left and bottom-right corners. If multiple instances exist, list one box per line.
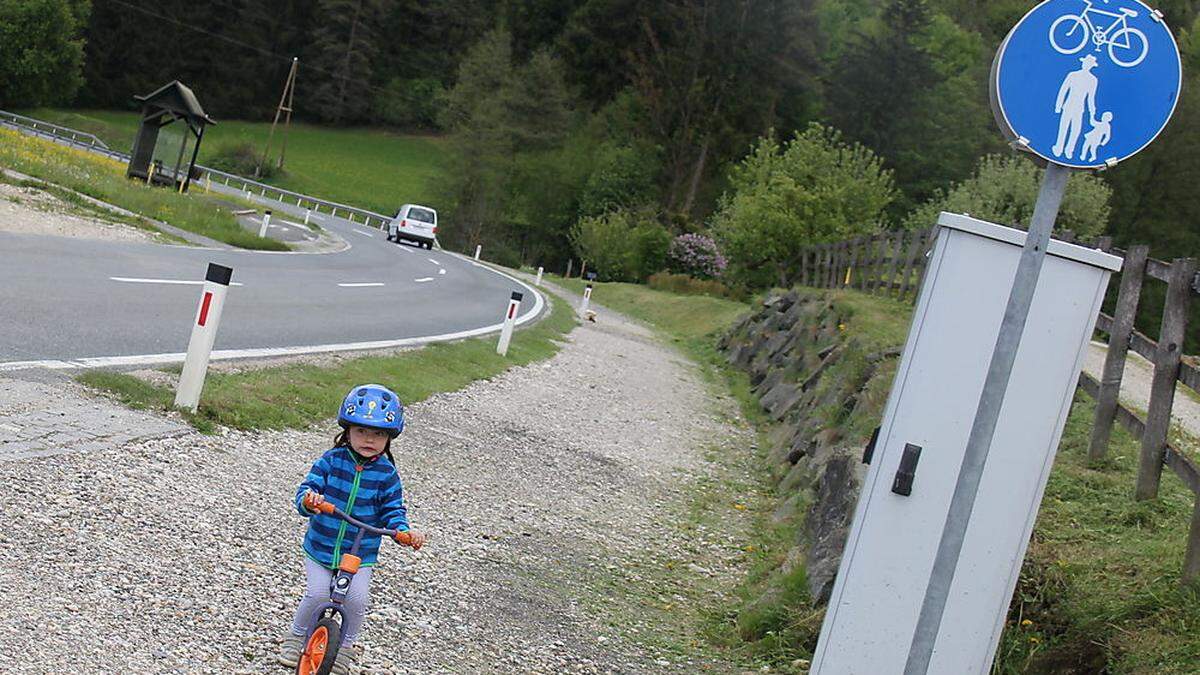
left=386, top=204, right=438, bottom=249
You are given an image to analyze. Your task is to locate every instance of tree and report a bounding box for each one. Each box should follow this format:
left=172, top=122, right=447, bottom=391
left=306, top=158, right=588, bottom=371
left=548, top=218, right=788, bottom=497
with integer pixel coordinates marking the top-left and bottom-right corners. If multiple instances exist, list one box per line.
left=902, top=154, right=1112, bottom=238
left=712, top=124, right=896, bottom=288
left=307, top=0, right=392, bottom=124
left=0, top=0, right=89, bottom=108
left=824, top=0, right=999, bottom=216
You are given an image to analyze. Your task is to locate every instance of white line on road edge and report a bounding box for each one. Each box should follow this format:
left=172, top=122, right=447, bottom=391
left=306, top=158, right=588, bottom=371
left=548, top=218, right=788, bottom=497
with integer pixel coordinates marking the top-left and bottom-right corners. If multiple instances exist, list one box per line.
left=414, top=277, right=434, bottom=283
left=110, top=277, right=245, bottom=287
left=337, top=282, right=386, bottom=287
left=354, top=229, right=376, bottom=237
left=4, top=256, right=546, bottom=373
left=427, top=258, right=441, bottom=266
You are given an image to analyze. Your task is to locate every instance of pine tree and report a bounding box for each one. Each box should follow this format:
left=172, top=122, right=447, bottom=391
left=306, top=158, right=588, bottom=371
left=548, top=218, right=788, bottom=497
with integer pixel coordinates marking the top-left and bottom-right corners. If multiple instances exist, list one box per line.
left=307, top=0, right=392, bottom=124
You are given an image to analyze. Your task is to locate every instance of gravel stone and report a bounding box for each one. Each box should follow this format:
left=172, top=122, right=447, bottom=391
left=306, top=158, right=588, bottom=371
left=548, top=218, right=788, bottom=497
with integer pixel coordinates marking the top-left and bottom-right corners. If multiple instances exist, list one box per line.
left=0, top=292, right=749, bottom=673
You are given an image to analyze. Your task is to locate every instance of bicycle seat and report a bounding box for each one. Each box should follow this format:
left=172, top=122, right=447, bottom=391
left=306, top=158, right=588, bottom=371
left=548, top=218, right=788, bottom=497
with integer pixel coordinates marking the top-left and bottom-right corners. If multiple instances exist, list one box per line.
left=1120, top=7, right=1138, bottom=16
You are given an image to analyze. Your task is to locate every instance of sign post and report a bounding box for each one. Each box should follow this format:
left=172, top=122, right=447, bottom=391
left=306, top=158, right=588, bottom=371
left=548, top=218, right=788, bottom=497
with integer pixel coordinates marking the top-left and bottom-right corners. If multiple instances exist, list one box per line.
left=812, top=2, right=1181, bottom=673
left=909, top=2, right=1181, bottom=672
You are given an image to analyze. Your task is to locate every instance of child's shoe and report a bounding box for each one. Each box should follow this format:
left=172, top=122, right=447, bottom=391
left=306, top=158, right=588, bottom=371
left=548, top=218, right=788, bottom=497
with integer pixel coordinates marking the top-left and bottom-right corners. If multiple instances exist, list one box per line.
left=331, top=648, right=356, bottom=675
left=277, top=631, right=305, bottom=667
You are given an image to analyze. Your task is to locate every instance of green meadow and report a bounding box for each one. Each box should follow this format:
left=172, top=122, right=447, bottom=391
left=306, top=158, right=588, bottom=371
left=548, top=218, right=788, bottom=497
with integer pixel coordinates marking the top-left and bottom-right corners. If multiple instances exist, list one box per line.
left=22, top=108, right=447, bottom=217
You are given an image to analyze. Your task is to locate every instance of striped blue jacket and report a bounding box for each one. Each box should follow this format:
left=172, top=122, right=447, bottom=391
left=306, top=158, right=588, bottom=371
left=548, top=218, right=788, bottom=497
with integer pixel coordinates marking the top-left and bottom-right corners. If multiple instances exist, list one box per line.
left=294, top=446, right=410, bottom=569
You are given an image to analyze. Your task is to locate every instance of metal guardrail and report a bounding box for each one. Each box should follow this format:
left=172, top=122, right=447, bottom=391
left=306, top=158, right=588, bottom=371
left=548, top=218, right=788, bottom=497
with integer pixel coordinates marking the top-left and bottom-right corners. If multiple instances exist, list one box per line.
left=0, top=109, right=394, bottom=230
left=0, top=110, right=110, bottom=151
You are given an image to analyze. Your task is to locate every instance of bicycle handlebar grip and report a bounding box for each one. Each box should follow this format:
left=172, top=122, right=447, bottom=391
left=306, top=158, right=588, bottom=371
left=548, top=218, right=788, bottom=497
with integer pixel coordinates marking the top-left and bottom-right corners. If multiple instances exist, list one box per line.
left=393, top=531, right=414, bottom=547
left=316, top=501, right=335, bottom=514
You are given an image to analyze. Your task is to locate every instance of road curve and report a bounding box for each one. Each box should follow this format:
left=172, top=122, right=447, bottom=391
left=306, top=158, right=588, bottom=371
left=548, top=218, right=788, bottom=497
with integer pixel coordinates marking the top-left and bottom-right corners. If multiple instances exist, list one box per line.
left=0, top=206, right=542, bottom=369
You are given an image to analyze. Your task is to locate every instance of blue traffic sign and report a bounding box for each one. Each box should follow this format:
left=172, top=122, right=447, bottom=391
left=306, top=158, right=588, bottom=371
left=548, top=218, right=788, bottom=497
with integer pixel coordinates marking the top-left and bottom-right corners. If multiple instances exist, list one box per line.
left=991, top=0, right=1181, bottom=169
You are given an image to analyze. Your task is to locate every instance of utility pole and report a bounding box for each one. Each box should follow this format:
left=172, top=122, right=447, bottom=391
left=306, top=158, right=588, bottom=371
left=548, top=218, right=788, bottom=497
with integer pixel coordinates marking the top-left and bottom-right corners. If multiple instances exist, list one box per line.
left=257, top=57, right=299, bottom=178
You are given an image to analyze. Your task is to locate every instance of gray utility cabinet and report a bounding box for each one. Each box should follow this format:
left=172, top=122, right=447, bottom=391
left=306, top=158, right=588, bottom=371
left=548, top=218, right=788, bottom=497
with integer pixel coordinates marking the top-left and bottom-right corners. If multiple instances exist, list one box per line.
left=812, top=212, right=1121, bottom=674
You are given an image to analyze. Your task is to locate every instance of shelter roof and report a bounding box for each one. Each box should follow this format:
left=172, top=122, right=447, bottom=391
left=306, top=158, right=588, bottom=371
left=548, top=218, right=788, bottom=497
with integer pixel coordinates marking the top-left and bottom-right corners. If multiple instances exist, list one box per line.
left=134, top=80, right=216, bottom=126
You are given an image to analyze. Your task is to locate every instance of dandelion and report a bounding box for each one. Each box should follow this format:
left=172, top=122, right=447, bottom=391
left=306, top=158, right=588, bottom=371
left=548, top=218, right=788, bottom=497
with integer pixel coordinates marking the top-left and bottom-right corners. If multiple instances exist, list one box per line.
left=1021, top=619, right=1033, bottom=627
left=1029, top=636, right=1040, bottom=644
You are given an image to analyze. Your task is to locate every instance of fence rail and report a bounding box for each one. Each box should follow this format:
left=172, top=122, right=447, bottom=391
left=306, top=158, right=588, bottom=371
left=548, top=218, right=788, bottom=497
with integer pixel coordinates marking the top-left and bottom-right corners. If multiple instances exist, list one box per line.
left=798, top=222, right=1200, bottom=585
left=0, top=109, right=394, bottom=231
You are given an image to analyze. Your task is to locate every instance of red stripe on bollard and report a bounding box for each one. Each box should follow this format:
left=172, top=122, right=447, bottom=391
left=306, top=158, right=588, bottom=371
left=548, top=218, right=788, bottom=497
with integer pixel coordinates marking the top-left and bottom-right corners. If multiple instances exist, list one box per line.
left=507, top=303, right=517, bottom=319
left=198, top=291, right=213, bottom=326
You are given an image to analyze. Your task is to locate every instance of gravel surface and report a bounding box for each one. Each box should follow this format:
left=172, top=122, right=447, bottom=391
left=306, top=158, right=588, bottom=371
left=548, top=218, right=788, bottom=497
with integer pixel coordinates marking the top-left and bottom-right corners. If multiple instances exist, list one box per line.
left=0, top=295, right=753, bottom=673
left=1082, top=340, right=1200, bottom=437
left=0, top=181, right=163, bottom=243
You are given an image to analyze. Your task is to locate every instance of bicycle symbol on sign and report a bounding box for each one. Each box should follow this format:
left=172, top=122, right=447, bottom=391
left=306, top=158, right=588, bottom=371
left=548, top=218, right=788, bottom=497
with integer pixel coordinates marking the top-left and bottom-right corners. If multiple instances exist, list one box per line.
left=1049, top=0, right=1149, bottom=67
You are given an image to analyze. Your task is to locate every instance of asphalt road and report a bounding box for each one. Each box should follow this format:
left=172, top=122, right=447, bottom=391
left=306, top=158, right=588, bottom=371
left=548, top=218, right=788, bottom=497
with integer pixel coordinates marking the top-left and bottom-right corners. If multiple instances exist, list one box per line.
left=0, top=204, right=542, bottom=369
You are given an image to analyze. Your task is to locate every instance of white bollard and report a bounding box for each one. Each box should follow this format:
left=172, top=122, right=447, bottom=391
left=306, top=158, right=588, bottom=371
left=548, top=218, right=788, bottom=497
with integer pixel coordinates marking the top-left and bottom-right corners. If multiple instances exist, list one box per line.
left=474, top=244, right=482, bottom=261
left=258, top=210, right=272, bottom=238
left=175, top=263, right=234, bottom=412
left=580, top=283, right=592, bottom=315
left=496, top=291, right=523, bottom=356
left=535, top=266, right=544, bottom=286
left=304, top=208, right=312, bottom=225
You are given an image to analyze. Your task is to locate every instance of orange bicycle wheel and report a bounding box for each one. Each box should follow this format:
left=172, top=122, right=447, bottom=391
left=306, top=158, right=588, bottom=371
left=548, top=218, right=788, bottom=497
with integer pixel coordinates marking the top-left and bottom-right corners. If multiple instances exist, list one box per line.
left=296, top=618, right=341, bottom=675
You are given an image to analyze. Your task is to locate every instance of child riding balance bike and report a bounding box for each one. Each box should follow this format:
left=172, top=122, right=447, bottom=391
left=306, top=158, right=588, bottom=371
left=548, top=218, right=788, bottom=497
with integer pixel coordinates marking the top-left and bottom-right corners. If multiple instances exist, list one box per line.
left=280, top=384, right=427, bottom=675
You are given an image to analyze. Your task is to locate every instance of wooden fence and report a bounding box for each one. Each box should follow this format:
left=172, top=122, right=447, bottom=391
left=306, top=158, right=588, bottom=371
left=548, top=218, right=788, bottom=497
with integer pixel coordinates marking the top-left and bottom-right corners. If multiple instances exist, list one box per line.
left=798, top=227, right=1200, bottom=585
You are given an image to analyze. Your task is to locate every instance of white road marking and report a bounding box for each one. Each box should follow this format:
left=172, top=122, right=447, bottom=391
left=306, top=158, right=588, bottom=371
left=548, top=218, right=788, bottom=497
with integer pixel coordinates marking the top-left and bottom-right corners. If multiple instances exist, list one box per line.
left=414, top=277, right=434, bottom=283
left=427, top=258, right=441, bottom=266
left=395, top=246, right=412, bottom=253
left=3, top=259, right=546, bottom=373
left=110, top=277, right=245, bottom=286
left=338, top=282, right=386, bottom=287
left=354, top=229, right=376, bottom=238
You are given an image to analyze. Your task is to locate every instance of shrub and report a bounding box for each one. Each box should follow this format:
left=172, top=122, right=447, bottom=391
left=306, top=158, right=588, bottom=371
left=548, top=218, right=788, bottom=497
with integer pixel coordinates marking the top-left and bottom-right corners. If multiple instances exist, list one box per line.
left=668, top=233, right=727, bottom=279
left=647, top=271, right=746, bottom=301
left=578, top=141, right=659, bottom=217
left=712, top=124, right=896, bottom=289
left=902, top=153, right=1111, bottom=238
left=372, top=77, right=445, bottom=130
left=570, top=207, right=670, bottom=282
left=204, top=142, right=279, bottom=179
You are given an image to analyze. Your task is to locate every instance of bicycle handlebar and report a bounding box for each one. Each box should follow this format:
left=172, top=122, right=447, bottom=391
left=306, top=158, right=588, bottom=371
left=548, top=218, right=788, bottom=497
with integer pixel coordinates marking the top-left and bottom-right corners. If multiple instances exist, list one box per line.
left=303, top=494, right=416, bottom=547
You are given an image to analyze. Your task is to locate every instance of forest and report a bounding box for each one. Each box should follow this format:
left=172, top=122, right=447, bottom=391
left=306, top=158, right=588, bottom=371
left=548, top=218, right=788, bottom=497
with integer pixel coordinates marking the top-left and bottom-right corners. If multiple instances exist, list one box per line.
left=3, top=0, right=1200, bottom=291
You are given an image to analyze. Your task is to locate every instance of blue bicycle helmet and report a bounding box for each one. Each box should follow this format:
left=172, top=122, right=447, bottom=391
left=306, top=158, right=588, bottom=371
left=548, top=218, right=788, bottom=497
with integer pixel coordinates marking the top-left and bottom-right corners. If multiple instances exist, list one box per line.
left=338, top=384, right=405, bottom=437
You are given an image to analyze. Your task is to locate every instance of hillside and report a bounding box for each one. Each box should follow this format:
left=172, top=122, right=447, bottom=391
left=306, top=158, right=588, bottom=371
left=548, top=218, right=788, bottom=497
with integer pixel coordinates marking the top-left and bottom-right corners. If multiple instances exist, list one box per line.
left=21, top=109, right=447, bottom=217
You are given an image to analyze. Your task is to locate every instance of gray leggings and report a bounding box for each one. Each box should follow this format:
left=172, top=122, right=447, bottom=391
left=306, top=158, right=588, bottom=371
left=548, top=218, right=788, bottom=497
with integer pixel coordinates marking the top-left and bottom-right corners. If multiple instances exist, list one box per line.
left=290, top=556, right=374, bottom=646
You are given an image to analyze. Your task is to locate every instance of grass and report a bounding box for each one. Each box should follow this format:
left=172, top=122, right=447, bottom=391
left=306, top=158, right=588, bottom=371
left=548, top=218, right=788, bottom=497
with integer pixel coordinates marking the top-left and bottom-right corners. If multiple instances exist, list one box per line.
left=564, top=279, right=1200, bottom=672
left=993, top=391, right=1200, bottom=674
left=79, top=290, right=576, bottom=432
left=0, top=128, right=287, bottom=250
left=22, top=108, right=447, bottom=217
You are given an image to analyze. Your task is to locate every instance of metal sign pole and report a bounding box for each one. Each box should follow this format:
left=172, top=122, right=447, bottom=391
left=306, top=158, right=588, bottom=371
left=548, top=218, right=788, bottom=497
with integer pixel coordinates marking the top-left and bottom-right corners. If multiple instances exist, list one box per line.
left=904, top=162, right=1070, bottom=674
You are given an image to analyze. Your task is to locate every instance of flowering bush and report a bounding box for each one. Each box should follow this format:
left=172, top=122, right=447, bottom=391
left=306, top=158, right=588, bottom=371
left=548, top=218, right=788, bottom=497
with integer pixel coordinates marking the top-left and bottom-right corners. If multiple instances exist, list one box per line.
left=667, top=233, right=727, bottom=279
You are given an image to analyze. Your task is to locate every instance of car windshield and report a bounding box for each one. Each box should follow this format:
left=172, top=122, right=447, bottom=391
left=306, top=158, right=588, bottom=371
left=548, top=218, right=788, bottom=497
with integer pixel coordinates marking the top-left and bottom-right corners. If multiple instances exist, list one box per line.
left=407, top=207, right=435, bottom=224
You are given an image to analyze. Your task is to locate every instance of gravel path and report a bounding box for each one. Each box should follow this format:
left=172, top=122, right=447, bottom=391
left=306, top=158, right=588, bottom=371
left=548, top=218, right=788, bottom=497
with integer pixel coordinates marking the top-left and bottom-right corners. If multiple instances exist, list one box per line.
left=1081, top=341, right=1200, bottom=438
left=0, top=293, right=751, bottom=673
left=0, top=181, right=163, bottom=243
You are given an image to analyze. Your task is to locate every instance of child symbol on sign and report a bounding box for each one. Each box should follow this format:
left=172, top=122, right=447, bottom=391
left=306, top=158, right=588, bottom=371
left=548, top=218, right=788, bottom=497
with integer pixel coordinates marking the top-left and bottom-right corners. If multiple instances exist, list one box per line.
left=1080, top=112, right=1114, bottom=163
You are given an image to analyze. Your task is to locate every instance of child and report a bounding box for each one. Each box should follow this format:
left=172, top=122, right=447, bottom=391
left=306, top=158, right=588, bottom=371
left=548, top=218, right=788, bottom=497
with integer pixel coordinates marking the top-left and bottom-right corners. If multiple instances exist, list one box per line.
left=278, top=384, right=427, bottom=674
left=1081, top=111, right=1113, bottom=162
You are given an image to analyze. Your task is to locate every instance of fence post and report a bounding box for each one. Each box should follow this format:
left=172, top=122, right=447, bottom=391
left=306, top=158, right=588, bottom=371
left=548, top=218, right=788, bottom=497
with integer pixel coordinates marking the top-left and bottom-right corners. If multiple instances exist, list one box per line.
left=1136, top=257, right=1197, bottom=501
left=800, top=247, right=810, bottom=287
left=840, top=239, right=849, bottom=285
left=1184, top=495, right=1200, bottom=585
left=884, top=231, right=905, bottom=297
left=897, top=230, right=922, bottom=301
left=843, top=237, right=859, bottom=288
left=1088, top=245, right=1149, bottom=462
left=863, top=234, right=879, bottom=293
left=829, top=242, right=840, bottom=288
